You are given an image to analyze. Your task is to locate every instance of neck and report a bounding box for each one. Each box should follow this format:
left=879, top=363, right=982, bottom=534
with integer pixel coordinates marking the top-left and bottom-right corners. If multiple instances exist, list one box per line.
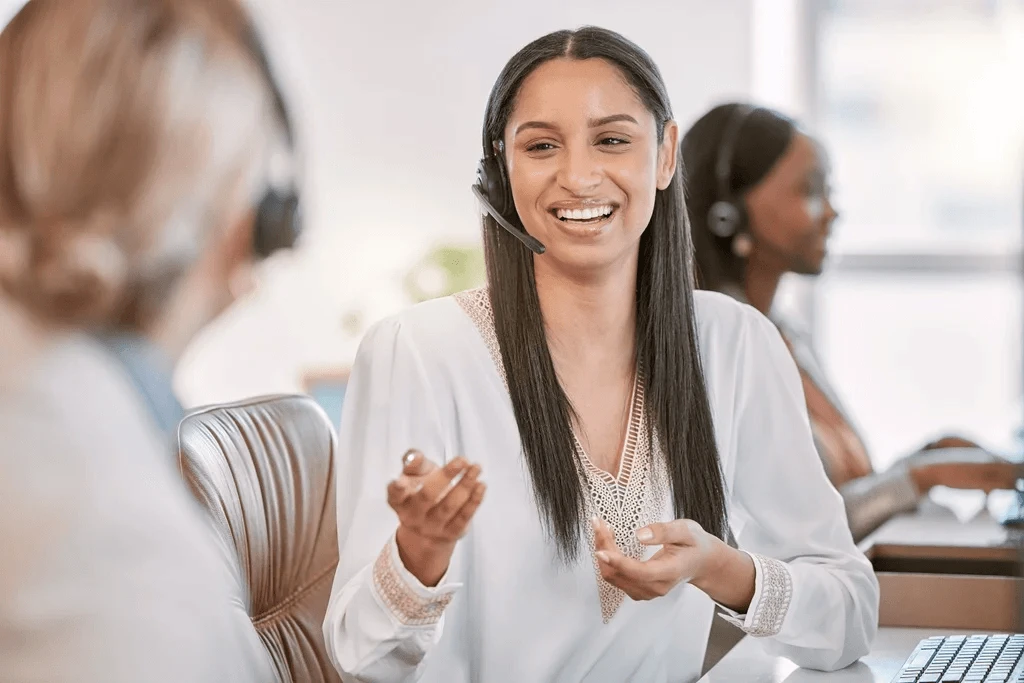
left=743, top=254, right=782, bottom=316
left=533, top=255, right=638, bottom=375
left=0, top=294, right=51, bottom=389
left=146, top=281, right=227, bottom=364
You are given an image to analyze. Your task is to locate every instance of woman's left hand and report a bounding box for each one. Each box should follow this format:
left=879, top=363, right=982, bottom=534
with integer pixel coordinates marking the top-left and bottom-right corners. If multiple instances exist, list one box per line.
left=592, top=517, right=716, bottom=601
left=921, top=435, right=979, bottom=451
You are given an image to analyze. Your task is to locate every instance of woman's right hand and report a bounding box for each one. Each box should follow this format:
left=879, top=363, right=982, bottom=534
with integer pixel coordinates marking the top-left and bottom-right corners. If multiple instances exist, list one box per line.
left=388, top=450, right=486, bottom=587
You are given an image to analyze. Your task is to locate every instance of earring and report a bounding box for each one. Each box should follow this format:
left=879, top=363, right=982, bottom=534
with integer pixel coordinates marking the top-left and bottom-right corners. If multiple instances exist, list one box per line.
left=731, top=233, right=753, bottom=257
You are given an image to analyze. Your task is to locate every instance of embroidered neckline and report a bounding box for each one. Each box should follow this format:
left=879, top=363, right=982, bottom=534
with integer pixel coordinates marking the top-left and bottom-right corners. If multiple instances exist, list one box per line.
left=453, top=288, right=669, bottom=623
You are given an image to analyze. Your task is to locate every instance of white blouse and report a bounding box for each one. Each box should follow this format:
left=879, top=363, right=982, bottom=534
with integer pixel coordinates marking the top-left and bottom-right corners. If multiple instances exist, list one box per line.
left=323, top=289, right=879, bottom=683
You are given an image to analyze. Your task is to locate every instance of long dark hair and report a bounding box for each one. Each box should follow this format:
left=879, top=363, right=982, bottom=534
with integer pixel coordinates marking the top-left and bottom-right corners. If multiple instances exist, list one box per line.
left=682, top=103, right=795, bottom=292
left=480, top=27, right=726, bottom=562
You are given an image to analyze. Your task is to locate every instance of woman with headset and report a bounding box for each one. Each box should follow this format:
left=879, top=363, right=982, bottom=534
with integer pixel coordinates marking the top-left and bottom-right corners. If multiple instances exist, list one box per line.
left=683, top=103, right=1018, bottom=542
left=0, top=0, right=299, bottom=679
left=324, top=28, right=878, bottom=682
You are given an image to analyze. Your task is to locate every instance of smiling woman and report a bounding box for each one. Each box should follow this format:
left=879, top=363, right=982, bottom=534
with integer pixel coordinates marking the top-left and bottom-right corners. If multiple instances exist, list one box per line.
left=505, top=62, right=668, bottom=270
left=323, top=26, right=880, bottom=683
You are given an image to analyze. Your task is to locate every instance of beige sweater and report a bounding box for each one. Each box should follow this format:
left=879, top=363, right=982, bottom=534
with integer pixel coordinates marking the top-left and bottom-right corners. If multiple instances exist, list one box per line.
left=0, top=303, right=272, bottom=682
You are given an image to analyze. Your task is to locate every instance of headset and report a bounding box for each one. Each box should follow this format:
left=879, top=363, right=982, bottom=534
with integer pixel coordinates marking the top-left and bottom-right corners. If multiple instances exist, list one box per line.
left=241, top=16, right=302, bottom=259
left=706, top=104, right=758, bottom=240
left=472, top=140, right=546, bottom=255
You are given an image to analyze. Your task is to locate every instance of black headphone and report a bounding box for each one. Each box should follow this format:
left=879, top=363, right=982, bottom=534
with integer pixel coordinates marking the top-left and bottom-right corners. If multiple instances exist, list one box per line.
left=707, top=104, right=758, bottom=239
left=472, top=140, right=546, bottom=254
left=241, top=17, right=302, bottom=259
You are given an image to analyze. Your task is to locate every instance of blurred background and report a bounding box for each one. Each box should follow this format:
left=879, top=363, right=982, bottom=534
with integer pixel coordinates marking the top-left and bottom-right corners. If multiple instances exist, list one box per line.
left=3, top=0, right=1020, bottom=471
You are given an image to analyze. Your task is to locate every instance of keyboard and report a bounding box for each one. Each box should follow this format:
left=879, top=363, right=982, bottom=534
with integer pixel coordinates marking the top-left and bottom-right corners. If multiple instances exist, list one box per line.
left=894, top=634, right=1024, bottom=682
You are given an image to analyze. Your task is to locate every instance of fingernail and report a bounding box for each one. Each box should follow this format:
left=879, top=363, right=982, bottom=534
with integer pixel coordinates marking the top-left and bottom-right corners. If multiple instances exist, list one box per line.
left=590, top=516, right=601, bottom=530
left=636, top=528, right=653, bottom=542
left=402, top=450, right=418, bottom=466
left=596, top=551, right=610, bottom=563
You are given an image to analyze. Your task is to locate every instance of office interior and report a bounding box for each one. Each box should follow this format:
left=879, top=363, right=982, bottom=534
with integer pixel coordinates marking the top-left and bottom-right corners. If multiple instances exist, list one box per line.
left=174, top=0, right=1023, bottom=470
left=1, top=0, right=1023, bottom=681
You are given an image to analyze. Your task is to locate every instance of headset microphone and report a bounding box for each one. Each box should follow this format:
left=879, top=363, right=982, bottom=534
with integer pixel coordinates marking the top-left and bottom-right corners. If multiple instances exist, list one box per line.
left=471, top=184, right=546, bottom=255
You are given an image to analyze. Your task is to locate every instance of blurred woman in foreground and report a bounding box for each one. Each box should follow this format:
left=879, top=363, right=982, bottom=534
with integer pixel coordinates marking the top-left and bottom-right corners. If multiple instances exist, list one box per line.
left=0, top=0, right=299, bottom=679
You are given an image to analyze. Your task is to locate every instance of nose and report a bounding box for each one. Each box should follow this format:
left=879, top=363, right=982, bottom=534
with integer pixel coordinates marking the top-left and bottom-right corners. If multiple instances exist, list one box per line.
left=557, top=143, right=601, bottom=195
left=824, top=196, right=839, bottom=223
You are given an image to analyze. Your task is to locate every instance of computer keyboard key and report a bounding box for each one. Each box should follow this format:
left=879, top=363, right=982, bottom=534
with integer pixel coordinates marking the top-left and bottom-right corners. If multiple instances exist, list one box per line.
left=907, top=650, right=937, bottom=669
left=896, top=635, right=1024, bottom=683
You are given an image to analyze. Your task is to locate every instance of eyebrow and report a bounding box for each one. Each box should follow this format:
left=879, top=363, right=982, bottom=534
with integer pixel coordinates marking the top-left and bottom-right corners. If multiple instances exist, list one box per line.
left=514, top=113, right=640, bottom=136
left=590, top=114, right=639, bottom=127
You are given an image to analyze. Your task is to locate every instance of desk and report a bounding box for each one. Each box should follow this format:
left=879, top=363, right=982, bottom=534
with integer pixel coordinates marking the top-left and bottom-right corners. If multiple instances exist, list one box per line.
left=697, top=628, right=989, bottom=682
left=858, top=500, right=1019, bottom=631
left=858, top=498, right=1012, bottom=554
left=700, top=501, right=1020, bottom=681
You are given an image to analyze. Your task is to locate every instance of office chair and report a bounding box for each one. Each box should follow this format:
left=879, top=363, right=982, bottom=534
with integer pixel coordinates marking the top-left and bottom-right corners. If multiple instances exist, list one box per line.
left=178, top=395, right=342, bottom=683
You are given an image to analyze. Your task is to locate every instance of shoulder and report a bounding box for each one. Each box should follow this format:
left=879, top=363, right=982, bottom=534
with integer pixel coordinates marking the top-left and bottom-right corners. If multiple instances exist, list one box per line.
left=691, top=290, right=800, bottom=409
left=0, top=339, right=237, bottom=615
left=391, top=292, right=476, bottom=341
left=0, top=334, right=268, bottom=677
left=692, top=289, right=779, bottom=357
left=0, top=334, right=218, bottom=552
left=11, top=336, right=163, bottom=455
left=0, top=335, right=195, bottom=530
left=0, top=335, right=155, bottom=453
left=355, top=290, right=488, bottom=366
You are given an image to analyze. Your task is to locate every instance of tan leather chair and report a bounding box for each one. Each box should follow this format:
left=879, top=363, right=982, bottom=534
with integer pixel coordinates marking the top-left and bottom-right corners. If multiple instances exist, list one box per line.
left=178, top=394, right=342, bottom=683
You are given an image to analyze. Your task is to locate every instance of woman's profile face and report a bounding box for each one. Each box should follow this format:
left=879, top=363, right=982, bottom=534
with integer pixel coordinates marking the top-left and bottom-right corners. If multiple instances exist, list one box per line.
left=744, top=133, right=837, bottom=275
left=502, top=57, right=677, bottom=274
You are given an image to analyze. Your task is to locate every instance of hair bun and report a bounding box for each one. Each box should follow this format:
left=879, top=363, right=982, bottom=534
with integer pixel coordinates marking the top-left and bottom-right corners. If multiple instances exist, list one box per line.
left=0, top=221, right=129, bottom=325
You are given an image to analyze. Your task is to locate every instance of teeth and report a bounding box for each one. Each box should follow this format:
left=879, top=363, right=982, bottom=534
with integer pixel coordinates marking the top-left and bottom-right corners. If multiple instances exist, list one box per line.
left=556, top=205, right=613, bottom=221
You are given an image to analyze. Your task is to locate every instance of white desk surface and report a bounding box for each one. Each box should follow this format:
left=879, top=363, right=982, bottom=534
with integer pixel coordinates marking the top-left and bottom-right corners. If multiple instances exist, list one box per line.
left=701, top=494, right=1018, bottom=682
left=698, top=628, right=992, bottom=682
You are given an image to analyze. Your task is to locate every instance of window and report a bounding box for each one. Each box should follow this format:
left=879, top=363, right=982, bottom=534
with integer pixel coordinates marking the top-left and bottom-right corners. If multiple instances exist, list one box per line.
left=809, top=0, right=1024, bottom=467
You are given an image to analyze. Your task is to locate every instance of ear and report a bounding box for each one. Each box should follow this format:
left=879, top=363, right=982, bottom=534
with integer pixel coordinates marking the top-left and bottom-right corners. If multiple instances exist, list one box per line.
left=194, top=204, right=257, bottom=308
left=222, top=206, right=258, bottom=297
left=656, top=120, right=680, bottom=191
left=216, top=206, right=256, bottom=272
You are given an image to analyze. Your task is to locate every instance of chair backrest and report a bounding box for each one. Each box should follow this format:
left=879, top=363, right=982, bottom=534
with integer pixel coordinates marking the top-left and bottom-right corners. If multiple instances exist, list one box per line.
left=178, top=395, right=341, bottom=683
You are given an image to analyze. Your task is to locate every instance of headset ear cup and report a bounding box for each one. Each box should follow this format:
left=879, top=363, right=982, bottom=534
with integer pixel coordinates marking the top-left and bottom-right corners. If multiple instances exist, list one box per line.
left=476, top=157, right=504, bottom=217
left=254, top=188, right=301, bottom=258
left=707, top=199, right=745, bottom=238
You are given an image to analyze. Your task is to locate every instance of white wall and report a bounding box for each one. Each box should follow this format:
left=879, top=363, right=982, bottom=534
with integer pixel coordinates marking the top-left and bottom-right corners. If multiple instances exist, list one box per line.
left=174, top=0, right=759, bottom=406
left=0, top=0, right=761, bottom=406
